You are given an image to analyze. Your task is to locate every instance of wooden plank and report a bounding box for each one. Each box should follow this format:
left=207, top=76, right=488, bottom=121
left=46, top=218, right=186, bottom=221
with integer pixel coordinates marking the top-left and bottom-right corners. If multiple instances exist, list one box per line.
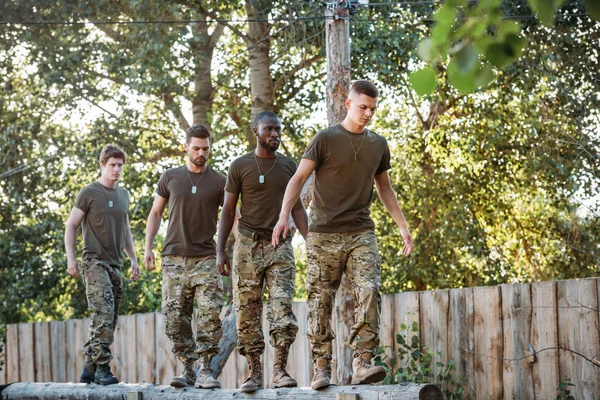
left=65, top=319, right=78, bottom=382
left=1, top=381, right=443, bottom=399
left=18, top=323, right=35, bottom=382
left=289, top=301, right=310, bottom=388
left=393, top=291, right=420, bottom=371
left=472, top=286, right=503, bottom=398
left=6, top=323, right=19, bottom=383
left=531, top=280, right=559, bottom=399
left=379, top=294, right=395, bottom=370
left=262, top=304, right=273, bottom=388
left=34, top=322, right=52, bottom=382
left=120, top=314, right=138, bottom=384
left=448, top=287, right=475, bottom=399
left=219, top=339, right=238, bottom=389
left=557, top=278, right=600, bottom=398
left=50, top=320, right=67, bottom=382
left=136, top=313, right=155, bottom=383
left=501, top=283, right=534, bottom=399
left=419, top=290, right=449, bottom=378
left=333, top=277, right=354, bottom=386
left=72, top=318, right=86, bottom=382
left=154, top=312, right=177, bottom=386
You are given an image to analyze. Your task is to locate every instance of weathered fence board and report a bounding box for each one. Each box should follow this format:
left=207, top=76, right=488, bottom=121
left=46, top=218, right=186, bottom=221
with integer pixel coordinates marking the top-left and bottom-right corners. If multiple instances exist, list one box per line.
left=380, top=293, right=396, bottom=369
left=4, top=278, right=600, bottom=397
left=501, top=283, right=534, bottom=400
left=448, top=287, right=475, bottom=398
left=557, top=278, right=600, bottom=398
left=473, top=285, right=503, bottom=398
left=420, top=289, right=449, bottom=379
left=531, top=280, right=559, bottom=399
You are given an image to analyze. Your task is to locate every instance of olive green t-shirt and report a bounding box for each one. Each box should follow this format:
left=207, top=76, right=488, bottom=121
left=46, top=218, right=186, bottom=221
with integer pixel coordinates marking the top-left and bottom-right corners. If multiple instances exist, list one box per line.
left=225, top=151, right=297, bottom=239
left=303, top=124, right=391, bottom=233
left=74, top=181, right=130, bottom=268
left=157, top=165, right=226, bottom=257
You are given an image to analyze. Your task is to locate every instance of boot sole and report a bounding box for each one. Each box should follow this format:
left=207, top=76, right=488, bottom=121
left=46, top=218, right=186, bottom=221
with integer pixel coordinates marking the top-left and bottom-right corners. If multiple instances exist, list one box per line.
left=170, top=380, right=194, bottom=388
left=351, top=369, right=386, bottom=385
left=273, top=381, right=297, bottom=388
left=240, top=386, right=262, bottom=393
left=311, top=380, right=331, bottom=390
left=195, top=383, right=221, bottom=389
left=94, top=379, right=119, bottom=386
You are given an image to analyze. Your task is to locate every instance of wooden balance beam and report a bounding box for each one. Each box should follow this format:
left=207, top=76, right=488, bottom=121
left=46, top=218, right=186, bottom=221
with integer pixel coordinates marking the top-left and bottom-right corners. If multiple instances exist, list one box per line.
left=1, top=382, right=443, bottom=399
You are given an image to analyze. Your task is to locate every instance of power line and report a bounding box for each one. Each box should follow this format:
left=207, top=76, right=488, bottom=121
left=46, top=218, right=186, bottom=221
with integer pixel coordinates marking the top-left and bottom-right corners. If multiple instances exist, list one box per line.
left=0, top=16, right=328, bottom=26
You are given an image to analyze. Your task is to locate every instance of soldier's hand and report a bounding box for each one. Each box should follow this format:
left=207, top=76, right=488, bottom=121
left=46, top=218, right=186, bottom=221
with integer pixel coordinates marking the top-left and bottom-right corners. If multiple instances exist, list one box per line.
left=67, top=259, right=81, bottom=279
left=216, top=251, right=230, bottom=277
left=144, top=250, right=156, bottom=271
left=131, top=263, right=141, bottom=282
left=401, top=229, right=414, bottom=256
left=271, top=218, right=290, bottom=247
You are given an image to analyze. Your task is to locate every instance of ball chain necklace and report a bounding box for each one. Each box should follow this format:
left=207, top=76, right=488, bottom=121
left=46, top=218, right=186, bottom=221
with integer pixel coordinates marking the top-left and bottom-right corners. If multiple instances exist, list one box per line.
left=254, top=152, right=278, bottom=184
left=341, top=124, right=366, bottom=161
left=99, top=182, right=117, bottom=208
left=186, top=165, right=207, bottom=194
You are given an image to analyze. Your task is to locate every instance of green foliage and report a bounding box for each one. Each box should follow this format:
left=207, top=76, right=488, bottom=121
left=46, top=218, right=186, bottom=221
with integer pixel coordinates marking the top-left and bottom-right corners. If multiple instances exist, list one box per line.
left=0, top=325, right=5, bottom=372
left=556, top=377, right=576, bottom=400
left=374, top=321, right=465, bottom=399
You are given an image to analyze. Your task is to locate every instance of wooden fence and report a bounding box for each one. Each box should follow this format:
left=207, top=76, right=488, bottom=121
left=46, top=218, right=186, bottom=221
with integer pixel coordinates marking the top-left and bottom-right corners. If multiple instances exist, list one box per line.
left=1, top=277, right=600, bottom=399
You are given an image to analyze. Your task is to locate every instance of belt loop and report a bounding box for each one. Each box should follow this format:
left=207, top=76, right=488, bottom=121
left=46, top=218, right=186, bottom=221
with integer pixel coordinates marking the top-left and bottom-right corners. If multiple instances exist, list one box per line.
left=253, top=232, right=259, bottom=241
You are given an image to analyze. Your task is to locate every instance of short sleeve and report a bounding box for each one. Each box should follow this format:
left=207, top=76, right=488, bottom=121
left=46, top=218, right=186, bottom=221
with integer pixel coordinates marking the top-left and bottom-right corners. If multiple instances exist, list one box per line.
left=74, top=188, right=91, bottom=213
left=302, top=132, right=326, bottom=167
left=156, top=171, right=170, bottom=199
left=219, top=175, right=226, bottom=206
left=375, top=139, right=392, bottom=176
left=225, top=160, right=242, bottom=195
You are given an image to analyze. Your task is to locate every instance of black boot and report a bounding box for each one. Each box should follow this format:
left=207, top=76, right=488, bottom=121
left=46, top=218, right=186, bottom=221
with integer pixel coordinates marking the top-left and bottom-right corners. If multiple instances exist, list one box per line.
left=79, top=358, right=96, bottom=384
left=94, top=364, right=119, bottom=385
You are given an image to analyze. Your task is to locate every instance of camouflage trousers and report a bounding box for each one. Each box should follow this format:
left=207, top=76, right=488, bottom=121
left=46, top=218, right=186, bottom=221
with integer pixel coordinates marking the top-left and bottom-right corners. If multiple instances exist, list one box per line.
left=306, top=229, right=382, bottom=360
left=162, top=255, right=223, bottom=362
left=82, top=259, right=123, bottom=365
left=232, top=232, right=298, bottom=356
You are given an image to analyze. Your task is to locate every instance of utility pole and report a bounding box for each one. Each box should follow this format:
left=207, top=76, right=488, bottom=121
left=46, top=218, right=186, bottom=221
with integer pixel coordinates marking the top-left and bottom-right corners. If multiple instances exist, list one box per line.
left=325, top=0, right=354, bottom=386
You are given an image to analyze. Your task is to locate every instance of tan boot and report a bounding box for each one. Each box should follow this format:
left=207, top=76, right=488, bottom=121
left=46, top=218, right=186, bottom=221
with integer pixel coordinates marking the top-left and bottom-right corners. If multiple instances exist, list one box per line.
left=170, top=359, right=195, bottom=387
left=240, top=353, right=263, bottom=393
left=272, top=345, right=297, bottom=388
left=310, top=358, right=331, bottom=390
left=351, top=352, right=386, bottom=385
left=195, top=354, right=221, bottom=389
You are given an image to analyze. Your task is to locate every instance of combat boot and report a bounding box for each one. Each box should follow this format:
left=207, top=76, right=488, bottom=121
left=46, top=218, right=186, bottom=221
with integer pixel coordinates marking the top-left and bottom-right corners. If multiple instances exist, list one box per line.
left=94, top=363, right=119, bottom=385
left=310, top=358, right=331, bottom=390
left=272, top=345, right=297, bottom=388
left=170, top=360, right=196, bottom=387
left=351, top=352, right=386, bottom=385
left=195, top=354, right=221, bottom=389
left=240, top=353, right=263, bottom=393
left=79, top=357, right=96, bottom=384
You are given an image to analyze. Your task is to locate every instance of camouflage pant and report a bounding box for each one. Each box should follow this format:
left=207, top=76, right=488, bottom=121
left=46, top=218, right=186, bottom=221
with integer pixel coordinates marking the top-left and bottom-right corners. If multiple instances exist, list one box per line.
left=82, top=259, right=123, bottom=365
left=232, top=233, right=298, bottom=356
left=306, top=229, right=381, bottom=360
left=162, top=255, right=223, bottom=362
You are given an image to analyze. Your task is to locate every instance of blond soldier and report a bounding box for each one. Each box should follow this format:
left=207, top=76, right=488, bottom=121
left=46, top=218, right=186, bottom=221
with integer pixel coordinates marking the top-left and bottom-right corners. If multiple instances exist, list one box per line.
left=273, top=81, right=414, bottom=390
left=65, top=144, right=141, bottom=386
left=216, top=111, right=308, bottom=393
left=145, top=125, right=226, bottom=389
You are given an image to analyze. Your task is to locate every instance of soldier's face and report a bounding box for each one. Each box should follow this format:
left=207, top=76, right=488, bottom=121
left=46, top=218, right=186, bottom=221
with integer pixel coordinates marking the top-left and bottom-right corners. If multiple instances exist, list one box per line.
left=345, top=92, right=378, bottom=128
left=255, top=117, right=282, bottom=152
left=100, top=157, right=124, bottom=182
left=185, top=137, right=211, bottom=167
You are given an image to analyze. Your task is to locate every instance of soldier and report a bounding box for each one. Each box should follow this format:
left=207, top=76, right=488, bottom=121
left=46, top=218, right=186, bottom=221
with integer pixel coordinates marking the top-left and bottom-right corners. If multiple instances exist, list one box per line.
left=144, top=125, right=226, bottom=389
left=65, top=144, right=141, bottom=386
left=216, top=111, right=308, bottom=393
left=272, top=80, right=414, bottom=390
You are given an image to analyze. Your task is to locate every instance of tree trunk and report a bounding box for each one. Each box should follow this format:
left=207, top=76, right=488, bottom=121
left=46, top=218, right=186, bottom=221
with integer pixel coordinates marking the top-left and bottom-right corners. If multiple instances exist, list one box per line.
left=325, top=3, right=354, bottom=386
left=245, top=0, right=275, bottom=147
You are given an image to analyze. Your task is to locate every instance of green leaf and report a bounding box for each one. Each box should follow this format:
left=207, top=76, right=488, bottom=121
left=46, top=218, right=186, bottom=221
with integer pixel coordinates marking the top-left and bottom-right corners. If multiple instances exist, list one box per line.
left=528, top=0, right=564, bottom=25
left=411, top=321, right=419, bottom=332
left=434, top=4, right=457, bottom=25
left=474, top=64, right=495, bottom=88
left=587, top=0, right=600, bottom=21
left=454, top=42, right=478, bottom=73
left=417, top=37, right=437, bottom=62
left=497, top=21, right=521, bottom=39
left=484, top=42, right=510, bottom=68
left=447, top=57, right=477, bottom=93
left=409, top=67, right=437, bottom=96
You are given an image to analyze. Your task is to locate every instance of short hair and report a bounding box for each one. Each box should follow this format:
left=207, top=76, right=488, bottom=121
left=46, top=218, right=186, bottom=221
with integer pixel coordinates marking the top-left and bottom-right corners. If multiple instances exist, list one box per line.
left=254, top=110, right=280, bottom=127
left=99, top=144, right=126, bottom=165
left=350, top=80, right=379, bottom=98
left=186, top=124, right=211, bottom=143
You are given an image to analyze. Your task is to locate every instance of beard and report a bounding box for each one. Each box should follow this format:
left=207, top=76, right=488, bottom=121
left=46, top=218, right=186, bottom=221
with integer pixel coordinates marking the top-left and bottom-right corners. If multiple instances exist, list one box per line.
left=258, top=137, right=280, bottom=152
left=189, top=154, right=207, bottom=167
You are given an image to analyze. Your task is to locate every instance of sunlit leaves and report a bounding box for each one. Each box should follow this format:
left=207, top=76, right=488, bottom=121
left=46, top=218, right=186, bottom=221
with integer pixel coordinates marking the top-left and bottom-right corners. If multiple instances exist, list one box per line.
left=409, top=67, right=437, bottom=95
left=529, top=0, right=565, bottom=25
